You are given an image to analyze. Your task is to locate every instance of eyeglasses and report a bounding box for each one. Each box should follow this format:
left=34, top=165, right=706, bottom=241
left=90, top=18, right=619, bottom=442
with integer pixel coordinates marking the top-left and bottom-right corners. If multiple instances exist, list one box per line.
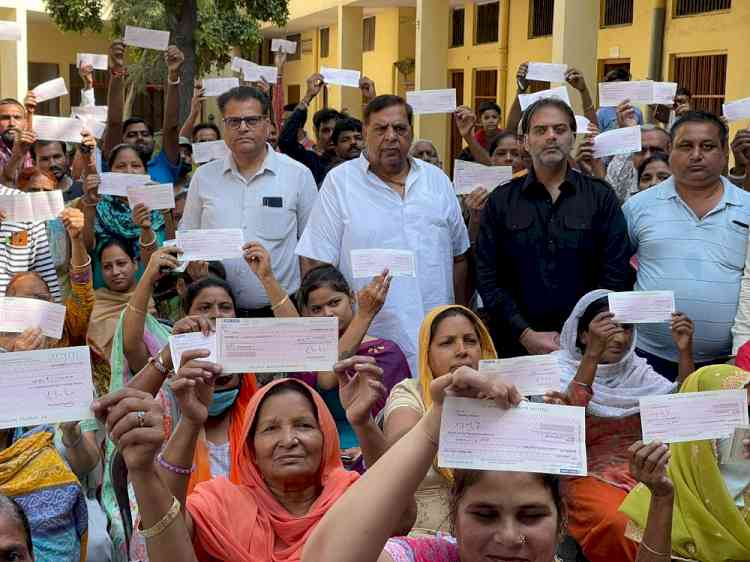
left=223, top=116, right=266, bottom=130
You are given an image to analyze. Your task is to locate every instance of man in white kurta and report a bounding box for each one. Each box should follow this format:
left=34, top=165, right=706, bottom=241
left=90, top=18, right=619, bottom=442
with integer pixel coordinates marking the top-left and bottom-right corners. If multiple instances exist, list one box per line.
left=296, top=95, right=470, bottom=374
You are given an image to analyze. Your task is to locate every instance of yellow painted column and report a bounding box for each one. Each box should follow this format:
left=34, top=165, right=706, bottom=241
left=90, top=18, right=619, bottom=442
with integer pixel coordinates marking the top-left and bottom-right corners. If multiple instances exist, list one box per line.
left=551, top=0, right=599, bottom=114
left=414, top=0, right=449, bottom=162
left=335, top=5, right=363, bottom=119
left=0, top=5, right=27, bottom=100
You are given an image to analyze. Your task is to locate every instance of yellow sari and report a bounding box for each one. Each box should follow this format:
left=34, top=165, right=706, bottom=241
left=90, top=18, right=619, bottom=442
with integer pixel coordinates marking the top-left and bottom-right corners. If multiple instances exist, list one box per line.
left=619, top=365, right=750, bottom=561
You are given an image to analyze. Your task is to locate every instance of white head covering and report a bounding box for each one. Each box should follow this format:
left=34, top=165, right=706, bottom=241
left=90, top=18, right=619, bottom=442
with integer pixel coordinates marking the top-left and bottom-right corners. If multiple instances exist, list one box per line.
left=554, top=289, right=677, bottom=418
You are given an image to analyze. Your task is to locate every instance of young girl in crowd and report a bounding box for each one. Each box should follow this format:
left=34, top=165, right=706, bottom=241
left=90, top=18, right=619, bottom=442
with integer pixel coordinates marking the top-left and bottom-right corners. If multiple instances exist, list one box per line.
left=246, top=241, right=410, bottom=468
left=302, top=366, right=676, bottom=562
left=383, top=305, right=497, bottom=535
left=91, top=144, right=167, bottom=289
left=545, top=289, right=694, bottom=562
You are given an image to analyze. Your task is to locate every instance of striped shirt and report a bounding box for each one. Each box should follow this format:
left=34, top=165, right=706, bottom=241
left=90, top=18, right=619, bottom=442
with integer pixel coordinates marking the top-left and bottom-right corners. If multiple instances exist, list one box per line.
left=623, top=176, right=750, bottom=362
left=0, top=186, right=61, bottom=301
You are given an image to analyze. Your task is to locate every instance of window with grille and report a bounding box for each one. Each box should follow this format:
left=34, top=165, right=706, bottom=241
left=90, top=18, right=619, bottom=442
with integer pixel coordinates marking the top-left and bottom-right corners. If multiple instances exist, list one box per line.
left=530, top=0, right=554, bottom=38
left=475, top=2, right=499, bottom=44
left=675, top=0, right=731, bottom=17
left=363, top=17, right=376, bottom=52
left=451, top=8, right=465, bottom=47
left=672, top=54, right=727, bottom=116
left=602, top=0, right=634, bottom=27
left=320, top=28, right=330, bottom=58
left=286, top=34, right=301, bottom=61
left=473, top=69, right=498, bottom=112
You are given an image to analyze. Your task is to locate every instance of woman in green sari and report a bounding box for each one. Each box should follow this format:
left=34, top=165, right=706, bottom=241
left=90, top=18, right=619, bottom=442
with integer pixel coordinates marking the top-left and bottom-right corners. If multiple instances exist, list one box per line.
left=620, top=364, right=750, bottom=561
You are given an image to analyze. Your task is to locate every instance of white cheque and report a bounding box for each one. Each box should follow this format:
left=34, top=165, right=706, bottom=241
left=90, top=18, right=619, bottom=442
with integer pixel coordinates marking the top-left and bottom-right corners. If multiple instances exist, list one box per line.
left=406, top=89, right=457, bottom=115
left=271, top=38, right=297, bottom=54
left=99, top=172, right=151, bottom=197
left=216, top=317, right=339, bottom=373
left=33, top=116, right=88, bottom=143
left=127, top=183, right=175, bottom=210
left=176, top=229, right=245, bottom=261
left=574, top=115, right=591, bottom=134
left=479, top=356, right=561, bottom=396
left=192, top=140, right=229, bottom=164
left=0, top=297, right=66, bottom=339
left=320, top=67, right=361, bottom=88
left=77, top=53, right=108, bottom=70
left=593, top=126, right=642, bottom=158
left=32, top=77, right=68, bottom=104
left=453, top=160, right=513, bottom=195
left=169, top=332, right=217, bottom=370
left=123, top=26, right=170, bottom=51
left=640, top=390, right=749, bottom=444
left=439, top=398, right=587, bottom=476
left=202, top=77, right=239, bottom=97
left=0, top=346, right=94, bottom=429
left=518, top=86, right=571, bottom=111
left=723, top=97, right=750, bottom=123
left=350, top=249, right=415, bottom=278
left=526, top=62, right=568, bottom=83
left=608, top=291, right=675, bottom=323
left=0, top=190, right=64, bottom=223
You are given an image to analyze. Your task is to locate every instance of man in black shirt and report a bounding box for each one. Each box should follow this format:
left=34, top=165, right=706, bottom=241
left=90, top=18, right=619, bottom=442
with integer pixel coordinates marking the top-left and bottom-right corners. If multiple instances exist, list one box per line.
left=476, top=98, right=632, bottom=357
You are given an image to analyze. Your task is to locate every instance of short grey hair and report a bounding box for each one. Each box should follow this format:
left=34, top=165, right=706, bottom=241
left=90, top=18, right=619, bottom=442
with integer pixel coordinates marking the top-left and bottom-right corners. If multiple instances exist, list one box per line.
left=409, top=139, right=438, bottom=155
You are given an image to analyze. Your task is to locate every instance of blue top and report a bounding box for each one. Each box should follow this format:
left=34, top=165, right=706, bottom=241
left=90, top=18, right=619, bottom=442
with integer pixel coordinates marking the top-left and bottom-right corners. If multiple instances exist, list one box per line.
left=597, top=105, right=644, bottom=132
left=623, top=176, right=750, bottom=362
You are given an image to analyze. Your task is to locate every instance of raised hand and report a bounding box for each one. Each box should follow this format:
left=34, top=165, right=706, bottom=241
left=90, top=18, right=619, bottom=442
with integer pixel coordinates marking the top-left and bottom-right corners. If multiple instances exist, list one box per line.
left=429, top=365, right=523, bottom=409
left=304, top=73, right=325, bottom=103
left=517, top=62, right=529, bottom=92
left=616, top=99, right=638, bottom=128
left=9, top=328, right=45, bottom=352
left=463, top=186, right=490, bottom=222
left=61, top=207, right=85, bottom=239
left=670, top=312, right=694, bottom=352
left=454, top=105, right=476, bottom=138
left=82, top=173, right=101, bottom=205
left=356, top=270, right=391, bottom=320
left=359, top=76, right=376, bottom=103
left=165, top=45, right=184, bottom=77
left=565, top=67, right=587, bottom=92
left=170, top=349, right=222, bottom=425
left=78, top=63, right=94, bottom=89
left=109, top=40, right=125, bottom=70
left=335, top=355, right=387, bottom=427
left=583, top=311, right=623, bottom=359
left=628, top=440, right=673, bottom=497
left=143, top=245, right=182, bottom=284
left=243, top=241, right=273, bottom=280
left=92, top=388, right=165, bottom=473
left=731, top=128, right=750, bottom=170
left=131, top=202, right=152, bottom=230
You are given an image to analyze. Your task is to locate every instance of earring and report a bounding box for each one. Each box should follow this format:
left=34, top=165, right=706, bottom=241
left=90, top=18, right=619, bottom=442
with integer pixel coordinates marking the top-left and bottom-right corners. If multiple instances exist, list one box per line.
left=519, top=535, right=528, bottom=545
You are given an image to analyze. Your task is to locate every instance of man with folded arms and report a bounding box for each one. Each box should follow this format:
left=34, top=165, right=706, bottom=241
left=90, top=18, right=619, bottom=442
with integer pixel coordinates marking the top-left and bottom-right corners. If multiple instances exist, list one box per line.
left=476, top=98, right=631, bottom=357
left=180, top=86, right=317, bottom=317
left=625, top=112, right=750, bottom=380
left=295, top=94, right=470, bottom=374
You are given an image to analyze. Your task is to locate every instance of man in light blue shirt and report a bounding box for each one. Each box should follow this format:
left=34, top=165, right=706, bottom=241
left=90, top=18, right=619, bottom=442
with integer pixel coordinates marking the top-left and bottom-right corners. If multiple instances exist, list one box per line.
left=624, top=111, right=750, bottom=381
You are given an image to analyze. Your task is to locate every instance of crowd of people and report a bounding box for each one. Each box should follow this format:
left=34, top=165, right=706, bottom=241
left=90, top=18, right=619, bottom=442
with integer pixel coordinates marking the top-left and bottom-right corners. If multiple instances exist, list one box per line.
left=1, top=35, right=750, bottom=562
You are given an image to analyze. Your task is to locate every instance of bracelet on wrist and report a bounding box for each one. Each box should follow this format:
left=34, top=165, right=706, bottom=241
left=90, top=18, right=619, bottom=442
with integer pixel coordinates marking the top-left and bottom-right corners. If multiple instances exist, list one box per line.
left=168, top=75, right=181, bottom=85
left=62, top=425, right=83, bottom=449
left=156, top=452, right=196, bottom=475
left=271, top=294, right=290, bottom=311
left=139, top=495, right=181, bottom=539
left=139, top=234, right=157, bottom=247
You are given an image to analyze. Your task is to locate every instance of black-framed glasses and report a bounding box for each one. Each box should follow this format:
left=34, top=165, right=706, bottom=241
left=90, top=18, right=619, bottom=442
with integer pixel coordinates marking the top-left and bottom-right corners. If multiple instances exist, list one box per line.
left=223, top=116, right=266, bottom=130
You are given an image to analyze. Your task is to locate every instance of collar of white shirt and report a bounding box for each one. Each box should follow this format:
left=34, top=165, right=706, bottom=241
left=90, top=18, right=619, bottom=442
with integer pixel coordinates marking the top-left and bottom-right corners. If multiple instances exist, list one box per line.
left=355, top=151, right=424, bottom=190
left=221, top=143, right=279, bottom=182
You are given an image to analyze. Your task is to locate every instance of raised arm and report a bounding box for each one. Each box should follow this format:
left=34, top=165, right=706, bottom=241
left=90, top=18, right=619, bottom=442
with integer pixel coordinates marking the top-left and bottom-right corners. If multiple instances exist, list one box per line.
left=179, top=82, right=204, bottom=142
left=94, top=388, right=199, bottom=562
left=123, top=245, right=181, bottom=372
left=132, top=203, right=160, bottom=267
left=730, top=128, right=750, bottom=192
left=302, top=367, right=522, bottom=562
left=505, top=62, right=528, bottom=136
left=271, top=52, right=287, bottom=129
left=453, top=106, right=491, bottom=165
left=103, top=41, right=126, bottom=160
left=565, top=67, right=598, bottom=128
left=161, top=46, right=184, bottom=167
left=671, top=313, right=695, bottom=384
left=628, top=441, right=674, bottom=562
left=2, top=92, right=37, bottom=186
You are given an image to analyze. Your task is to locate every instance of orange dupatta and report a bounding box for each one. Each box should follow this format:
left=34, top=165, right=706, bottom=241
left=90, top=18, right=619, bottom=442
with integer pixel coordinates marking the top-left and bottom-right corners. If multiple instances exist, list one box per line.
left=186, top=374, right=257, bottom=495
left=187, top=378, right=359, bottom=562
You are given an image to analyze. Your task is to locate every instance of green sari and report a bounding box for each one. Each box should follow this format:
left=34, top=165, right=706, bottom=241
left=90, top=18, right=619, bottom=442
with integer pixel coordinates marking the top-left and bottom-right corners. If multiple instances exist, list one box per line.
left=620, top=365, right=750, bottom=561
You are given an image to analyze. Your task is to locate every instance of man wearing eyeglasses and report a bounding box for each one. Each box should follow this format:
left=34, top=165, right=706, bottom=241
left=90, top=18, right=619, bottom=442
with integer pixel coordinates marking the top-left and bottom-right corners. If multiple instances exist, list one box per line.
left=295, top=94, right=471, bottom=375
left=179, top=86, right=318, bottom=318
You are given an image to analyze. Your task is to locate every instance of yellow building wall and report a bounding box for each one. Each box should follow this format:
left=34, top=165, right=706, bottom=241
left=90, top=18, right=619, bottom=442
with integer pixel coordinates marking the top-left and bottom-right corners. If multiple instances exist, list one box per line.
left=663, top=0, right=750, bottom=137
left=27, top=19, right=112, bottom=115
left=362, top=9, right=400, bottom=100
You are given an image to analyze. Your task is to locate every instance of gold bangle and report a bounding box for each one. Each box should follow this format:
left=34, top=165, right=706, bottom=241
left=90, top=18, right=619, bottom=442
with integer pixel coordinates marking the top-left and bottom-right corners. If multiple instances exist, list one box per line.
left=639, top=541, right=670, bottom=558
left=71, top=255, right=92, bottom=270
left=271, top=294, right=290, bottom=311
left=126, top=302, right=147, bottom=316
left=139, top=235, right=157, bottom=247
left=140, top=496, right=181, bottom=539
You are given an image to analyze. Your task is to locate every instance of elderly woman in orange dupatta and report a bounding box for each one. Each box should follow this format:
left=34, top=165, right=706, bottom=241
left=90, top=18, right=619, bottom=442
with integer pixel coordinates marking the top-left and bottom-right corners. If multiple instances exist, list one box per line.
left=93, top=354, right=387, bottom=562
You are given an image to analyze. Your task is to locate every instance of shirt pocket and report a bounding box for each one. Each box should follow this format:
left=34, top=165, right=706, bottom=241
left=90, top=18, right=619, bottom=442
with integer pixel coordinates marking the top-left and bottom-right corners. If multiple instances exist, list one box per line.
left=503, top=212, right=536, bottom=257
left=255, top=207, right=296, bottom=241
left=721, top=214, right=750, bottom=270
left=559, top=215, right=594, bottom=252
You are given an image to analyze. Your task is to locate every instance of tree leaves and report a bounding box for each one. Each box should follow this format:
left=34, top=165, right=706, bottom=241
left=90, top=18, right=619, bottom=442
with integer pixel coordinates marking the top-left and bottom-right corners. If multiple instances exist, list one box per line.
left=43, top=0, right=105, bottom=32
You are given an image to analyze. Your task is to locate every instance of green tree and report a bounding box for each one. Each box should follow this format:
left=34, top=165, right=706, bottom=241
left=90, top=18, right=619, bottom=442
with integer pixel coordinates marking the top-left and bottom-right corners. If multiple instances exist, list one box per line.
left=44, top=0, right=288, bottom=121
